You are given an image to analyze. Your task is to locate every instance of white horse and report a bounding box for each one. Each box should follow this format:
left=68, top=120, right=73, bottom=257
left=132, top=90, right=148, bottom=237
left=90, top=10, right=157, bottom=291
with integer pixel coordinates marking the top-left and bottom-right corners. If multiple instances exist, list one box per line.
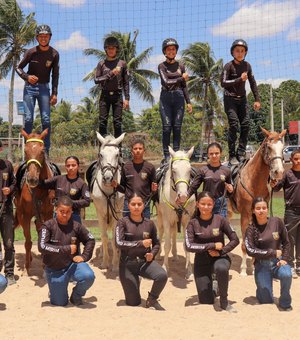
left=91, top=132, right=125, bottom=272
left=156, top=146, right=196, bottom=279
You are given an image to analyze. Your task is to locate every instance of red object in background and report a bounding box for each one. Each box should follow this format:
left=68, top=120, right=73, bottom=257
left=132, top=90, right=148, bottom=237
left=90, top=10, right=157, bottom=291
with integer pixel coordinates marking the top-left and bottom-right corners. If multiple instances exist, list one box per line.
left=289, top=121, right=299, bottom=134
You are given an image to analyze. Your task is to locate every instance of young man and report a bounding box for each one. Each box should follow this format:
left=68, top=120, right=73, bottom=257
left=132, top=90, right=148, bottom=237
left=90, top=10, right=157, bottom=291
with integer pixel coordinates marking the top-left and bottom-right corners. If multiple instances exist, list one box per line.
left=16, top=24, right=60, bottom=155
left=38, top=196, right=95, bottom=306
left=0, top=141, right=17, bottom=285
left=221, top=39, right=261, bottom=165
left=271, top=149, right=300, bottom=276
left=94, top=36, right=129, bottom=138
left=112, top=138, right=157, bottom=219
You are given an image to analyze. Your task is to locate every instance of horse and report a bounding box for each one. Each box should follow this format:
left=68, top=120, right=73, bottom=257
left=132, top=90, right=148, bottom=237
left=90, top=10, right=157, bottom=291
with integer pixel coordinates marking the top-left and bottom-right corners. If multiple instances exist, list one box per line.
left=87, top=132, right=125, bottom=272
left=14, top=129, right=56, bottom=273
left=229, top=127, right=286, bottom=276
left=156, top=146, right=196, bottom=279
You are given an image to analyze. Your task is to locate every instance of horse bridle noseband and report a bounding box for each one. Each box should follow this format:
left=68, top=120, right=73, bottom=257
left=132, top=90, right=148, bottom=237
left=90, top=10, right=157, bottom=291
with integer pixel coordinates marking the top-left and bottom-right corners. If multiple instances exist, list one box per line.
left=170, top=156, right=191, bottom=191
left=25, top=138, right=44, bottom=169
left=98, top=143, right=121, bottom=178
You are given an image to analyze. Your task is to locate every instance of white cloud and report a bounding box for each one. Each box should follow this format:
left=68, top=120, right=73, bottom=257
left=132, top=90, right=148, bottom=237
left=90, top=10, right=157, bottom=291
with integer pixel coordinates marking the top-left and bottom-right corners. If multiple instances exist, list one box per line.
left=77, top=56, right=90, bottom=65
left=1, top=77, right=24, bottom=91
left=20, top=0, right=34, bottom=9
left=287, top=26, right=300, bottom=41
left=257, top=78, right=288, bottom=88
left=47, top=0, right=86, bottom=7
left=212, top=0, right=300, bottom=38
left=74, top=86, right=86, bottom=96
left=258, top=59, right=272, bottom=66
left=55, top=31, right=90, bottom=51
left=142, top=54, right=164, bottom=72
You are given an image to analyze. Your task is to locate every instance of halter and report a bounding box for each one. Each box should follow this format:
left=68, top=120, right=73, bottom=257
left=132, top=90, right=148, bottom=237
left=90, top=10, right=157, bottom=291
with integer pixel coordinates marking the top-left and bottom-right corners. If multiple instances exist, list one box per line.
left=170, top=156, right=191, bottom=191
left=98, top=143, right=121, bottom=178
left=26, top=138, right=44, bottom=144
left=261, top=137, right=283, bottom=167
left=26, top=159, right=42, bottom=168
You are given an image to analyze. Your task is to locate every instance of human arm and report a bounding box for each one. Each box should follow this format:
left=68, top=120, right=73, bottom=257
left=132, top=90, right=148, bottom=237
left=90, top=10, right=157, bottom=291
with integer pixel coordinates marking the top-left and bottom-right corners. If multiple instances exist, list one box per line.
left=76, top=225, right=95, bottom=262
left=219, top=219, right=239, bottom=255
left=115, top=218, right=147, bottom=250
left=220, top=62, right=244, bottom=88
left=15, top=50, right=31, bottom=81
left=71, top=182, right=91, bottom=210
left=51, top=51, right=59, bottom=97
left=94, top=61, right=116, bottom=85
left=122, top=61, right=130, bottom=102
left=184, top=220, right=216, bottom=253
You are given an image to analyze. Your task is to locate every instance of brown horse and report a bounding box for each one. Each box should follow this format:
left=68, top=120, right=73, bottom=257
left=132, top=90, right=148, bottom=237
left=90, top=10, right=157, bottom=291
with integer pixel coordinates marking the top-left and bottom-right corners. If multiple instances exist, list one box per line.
left=230, top=127, right=286, bottom=276
left=14, top=129, right=55, bottom=273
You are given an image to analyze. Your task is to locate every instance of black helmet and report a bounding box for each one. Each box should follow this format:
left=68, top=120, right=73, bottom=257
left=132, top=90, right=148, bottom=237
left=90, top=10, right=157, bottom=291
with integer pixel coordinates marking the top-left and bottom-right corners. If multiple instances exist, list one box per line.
left=230, top=39, right=248, bottom=56
left=162, top=38, right=179, bottom=54
left=104, top=36, right=120, bottom=50
left=36, top=24, right=52, bottom=36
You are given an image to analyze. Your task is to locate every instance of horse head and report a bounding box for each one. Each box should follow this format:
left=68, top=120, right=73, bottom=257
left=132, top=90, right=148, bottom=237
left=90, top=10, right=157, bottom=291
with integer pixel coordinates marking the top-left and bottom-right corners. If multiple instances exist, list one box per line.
left=261, top=127, right=286, bottom=181
left=168, top=146, right=194, bottom=202
left=96, top=132, right=125, bottom=185
left=21, top=129, right=48, bottom=188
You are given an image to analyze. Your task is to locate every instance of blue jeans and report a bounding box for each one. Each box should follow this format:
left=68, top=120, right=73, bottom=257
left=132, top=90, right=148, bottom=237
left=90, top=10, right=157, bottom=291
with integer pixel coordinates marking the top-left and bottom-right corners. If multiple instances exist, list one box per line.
left=213, top=197, right=228, bottom=218
left=23, top=83, right=51, bottom=153
left=45, top=262, right=95, bottom=306
left=0, top=274, right=7, bottom=294
left=123, top=199, right=151, bottom=219
left=254, top=259, right=292, bottom=309
left=159, top=90, right=185, bottom=159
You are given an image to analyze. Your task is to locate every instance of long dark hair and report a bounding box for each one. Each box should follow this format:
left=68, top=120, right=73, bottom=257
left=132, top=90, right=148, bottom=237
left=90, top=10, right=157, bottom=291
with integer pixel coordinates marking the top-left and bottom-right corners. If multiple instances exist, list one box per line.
left=251, top=197, right=268, bottom=245
left=192, top=191, right=215, bottom=218
left=207, top=142, right=222, bottom=153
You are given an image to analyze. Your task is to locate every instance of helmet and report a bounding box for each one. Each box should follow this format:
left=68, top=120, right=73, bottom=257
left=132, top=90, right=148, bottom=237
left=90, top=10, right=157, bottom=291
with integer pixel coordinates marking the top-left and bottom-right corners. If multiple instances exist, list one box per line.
left=230, top=39, right=248, bottom=56
left=104, top=36, right=120, bottom=50
left=162, top=38, right=179, bottom=54
left=36, top=24, right=52, bottom=36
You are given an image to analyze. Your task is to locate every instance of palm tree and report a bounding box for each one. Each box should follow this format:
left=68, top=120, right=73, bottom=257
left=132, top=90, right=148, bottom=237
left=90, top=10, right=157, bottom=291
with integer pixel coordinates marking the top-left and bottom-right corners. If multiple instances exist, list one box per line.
left=181, top=42, right=224, bottom=144
left=83, top=30, right=158, bottom=105
left=0, top=0, right=36, bottom=159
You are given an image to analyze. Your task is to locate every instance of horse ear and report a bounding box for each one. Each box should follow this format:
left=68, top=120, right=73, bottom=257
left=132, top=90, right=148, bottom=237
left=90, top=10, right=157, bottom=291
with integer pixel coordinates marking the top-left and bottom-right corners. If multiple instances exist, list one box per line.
left=96, top=131, right=105, bottom=145
left=260, top=127, right=270, bottom=137
left=279, top=129, right=287, bottom=138
left=186, top=146, right=195, bottom=159
left=168, top=146, right=175, bottom=157
left=114, top=132, right=126, bottom=145
left=21, top=129, right=29, bottom=140
left=40, top=129, right=48, bottom=140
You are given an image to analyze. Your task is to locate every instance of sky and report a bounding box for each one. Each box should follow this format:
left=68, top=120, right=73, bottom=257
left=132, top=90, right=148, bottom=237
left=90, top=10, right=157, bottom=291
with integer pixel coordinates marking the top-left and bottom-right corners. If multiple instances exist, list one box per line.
left=1, top=0, right=300, bottom=125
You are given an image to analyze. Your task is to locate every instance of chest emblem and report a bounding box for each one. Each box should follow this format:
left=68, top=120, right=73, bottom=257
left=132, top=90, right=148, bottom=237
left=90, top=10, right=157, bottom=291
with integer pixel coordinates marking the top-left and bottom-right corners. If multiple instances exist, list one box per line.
left=2, top=172, right=8, bottom=181
left=140, top=172, right=148, bottom=180
left=143, top=231, right=150, bottom=239
left=46, top=60, right=52, bottom=67
left=70, top=188, right=77, bottom=196
left=272, top=232, right=279, bottom=241
left=212, top=228, right=219, bottom=237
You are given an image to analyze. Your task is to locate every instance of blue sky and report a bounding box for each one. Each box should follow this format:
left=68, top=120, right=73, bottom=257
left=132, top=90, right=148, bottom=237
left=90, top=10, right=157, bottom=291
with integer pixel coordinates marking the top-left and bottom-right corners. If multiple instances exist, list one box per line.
left=1, top=0, right=300, bottom=124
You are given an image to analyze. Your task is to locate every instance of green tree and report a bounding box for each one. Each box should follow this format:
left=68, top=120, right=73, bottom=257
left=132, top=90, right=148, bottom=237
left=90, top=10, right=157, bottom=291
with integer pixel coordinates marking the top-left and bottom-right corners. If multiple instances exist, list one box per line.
left=0, top=0, right=36, bottom=159
left=83, top=30, right=158, bottom=105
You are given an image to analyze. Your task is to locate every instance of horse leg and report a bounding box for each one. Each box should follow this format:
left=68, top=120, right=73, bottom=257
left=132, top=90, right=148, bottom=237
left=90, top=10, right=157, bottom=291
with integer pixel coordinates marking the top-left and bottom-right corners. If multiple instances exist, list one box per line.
left=182, top=230, right=192, bottom=279
left=97, top=211, right=109, bottom=269
left=22, top=220, right=33, bottom=275
left=156, top=210, right=164, bottom=259
left=111, top=224, right=119, bottom=273
left=171, top=228, right=178, bottom=261
left=162, top=223, right=171, bottom=275
left=240, top=213, right=252, bottom=276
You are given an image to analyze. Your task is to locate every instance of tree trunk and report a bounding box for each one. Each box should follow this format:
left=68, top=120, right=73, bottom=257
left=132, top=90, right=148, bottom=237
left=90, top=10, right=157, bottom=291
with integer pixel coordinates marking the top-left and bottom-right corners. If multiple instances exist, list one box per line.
left=8, top=60, right=16, bottom=161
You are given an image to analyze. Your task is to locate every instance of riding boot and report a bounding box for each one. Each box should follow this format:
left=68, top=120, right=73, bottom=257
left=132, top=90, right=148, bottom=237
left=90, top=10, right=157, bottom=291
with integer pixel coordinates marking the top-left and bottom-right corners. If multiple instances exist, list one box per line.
left=145, top=292, right=165, bottom=311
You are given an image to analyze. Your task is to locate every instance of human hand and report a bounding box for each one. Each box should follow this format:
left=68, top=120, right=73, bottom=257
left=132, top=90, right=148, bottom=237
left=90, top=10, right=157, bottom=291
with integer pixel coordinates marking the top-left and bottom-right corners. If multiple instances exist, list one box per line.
left=112, top=66, right=121, bottom=75
left=270, top=179, right=278, bottom=188
left=2, top=187, right=11, bottom=196
left=253, top=102, right=261, bottom=111
left=145, top=253, right=154, bottom=262
left=241, top=72, right=248, bottom=81
left=111, top=180, right=118, bottom=188
left=187, top=103, right=192, bottom=113
left=225, top=183, right=233, bottom=193
left=73, top=256, right=84, bottom=263
left=215, top=242, right=223, bottom=250
left=27, top=75, right=39, bottom=84
left=50, top=95, right=57, bottom=106
left=151, top=182, right=158, bottom=192
left=182, top=72, right=189, bottom=81
left=70, top=244, right=77, bottom=254
left=123, top=99, right=129, bottom=110
left=277, top=260, right=287, bottom=267
left=276, top=249, right=282, bottom=258
left=208, top=250, right=220, bottom=257
left=142, top=239, right=152, bottom=248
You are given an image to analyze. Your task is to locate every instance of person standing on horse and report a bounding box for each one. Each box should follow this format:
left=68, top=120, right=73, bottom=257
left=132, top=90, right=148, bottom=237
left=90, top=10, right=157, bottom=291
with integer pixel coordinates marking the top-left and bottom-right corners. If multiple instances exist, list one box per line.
left=221, top=39, right=260, bottom=166
left=185, top=191, right=239, bottom=313
left=271, top=149, right=300, bottom=277
left=180, top=142, right=233, bottom=217
left=112, top=138, right=157, bottom=219
left=40, top=156, right=90, bottom=224
left=38, top=196, right=95, bottom=306
left=245, top=197, right=292, bottom=311
left=158, top=38, right=192, bottom=164
left=94, top=36, right=129, bottom=138
left=0, top=141, right=17, bottom=285
left=16, top=24, right=59, bottom=156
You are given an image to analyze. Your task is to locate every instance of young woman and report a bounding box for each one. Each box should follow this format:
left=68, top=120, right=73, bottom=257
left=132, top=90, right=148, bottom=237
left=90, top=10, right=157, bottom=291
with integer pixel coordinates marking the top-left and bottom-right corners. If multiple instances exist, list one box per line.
left=185, top=142, right=233, bottom=217
left=115, top=194, right=167, bottom=310
left=245, top=197, right=292, bottom=311
left=40, top=156, right=90, bottom=223
left=158, top=38, right=192, bottom=162
left=185, top=191, right=239, bottom=312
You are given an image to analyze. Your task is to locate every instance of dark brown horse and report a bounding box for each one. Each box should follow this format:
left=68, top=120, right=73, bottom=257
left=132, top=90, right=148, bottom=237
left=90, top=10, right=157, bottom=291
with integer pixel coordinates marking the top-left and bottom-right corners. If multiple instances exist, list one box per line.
left=14, top=129, right=55, bottom=273
left=230, top=127, right=286, bottom=276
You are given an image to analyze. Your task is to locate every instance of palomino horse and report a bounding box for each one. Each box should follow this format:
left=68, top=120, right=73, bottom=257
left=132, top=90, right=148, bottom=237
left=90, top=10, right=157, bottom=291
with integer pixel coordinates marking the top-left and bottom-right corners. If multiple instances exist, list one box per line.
left=230, top=127, right=286, bottom=276
left=14, top=129, right=55, bottom=273
left=88, top=132, right=125, bottom=272
left=156, top=146, right=196, bottom=278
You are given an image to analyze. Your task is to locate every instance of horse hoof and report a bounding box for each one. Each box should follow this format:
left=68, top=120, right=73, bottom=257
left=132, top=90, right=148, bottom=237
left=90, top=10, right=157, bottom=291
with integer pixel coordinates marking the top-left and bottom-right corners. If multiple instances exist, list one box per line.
left=112, top=267, right=119, bottom=273
left=185, top=272, right=194, bottom=280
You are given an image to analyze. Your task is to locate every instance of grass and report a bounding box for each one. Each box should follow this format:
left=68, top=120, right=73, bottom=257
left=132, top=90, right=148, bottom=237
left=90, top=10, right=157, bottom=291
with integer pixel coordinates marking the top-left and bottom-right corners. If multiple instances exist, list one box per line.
left=14, top=196, right=285, bottom=242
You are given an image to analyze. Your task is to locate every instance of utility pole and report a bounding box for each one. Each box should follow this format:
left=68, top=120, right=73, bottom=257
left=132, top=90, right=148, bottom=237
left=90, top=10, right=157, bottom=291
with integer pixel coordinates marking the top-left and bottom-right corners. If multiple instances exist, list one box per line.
left=270, top=84, right=274, bottom=131
left=281, top=99, right=285, bottom=145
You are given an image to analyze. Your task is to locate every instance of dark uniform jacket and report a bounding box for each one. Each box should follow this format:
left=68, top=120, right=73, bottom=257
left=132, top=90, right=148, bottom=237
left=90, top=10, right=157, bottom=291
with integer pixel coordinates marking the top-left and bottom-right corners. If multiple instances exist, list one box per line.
left=115, top=217, right=160, bottom=259
left=187, top=164, right=232, bottom=199
left=245, top=217, right=290, bottom=262
left=158, top=61, right=191, bottom=104
left=221, top=60, right=260, bottom=101
left=16, top=46, right=60, bottom=95
left=0, top=159, right=16, bottom=205
left=41, top=175, right=90, bottom=214
left=94, top=59, right=129, bottom=100
left=38, top=218, right=95, bottom=270
left=185, top=214, right=239, bottom=256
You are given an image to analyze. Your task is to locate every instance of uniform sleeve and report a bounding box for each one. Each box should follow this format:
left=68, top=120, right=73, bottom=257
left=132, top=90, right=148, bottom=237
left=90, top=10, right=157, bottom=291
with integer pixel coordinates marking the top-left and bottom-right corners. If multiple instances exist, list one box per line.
left=219, top=219, right=239, bottom=255
left=158, top=63, right=183, bottom=87
left=51, top=51, right=59, bottom=96
left=116, top=166, right=126, bottom=193
left=94, top=61, right=114, bottom=85
left=187, top=168, right=203, bottom=198
left=279, top=218, right=290, bottom=262
left=271, top=172, right=286, bottom=192
left=122, top=61, right=130, bottom=100
left=72, top=181, right=91, bottom=210
left=16, top=50, right=31, bottom=81
left=38, top=222, right=71, bottom=255
left=247, top=64, right=260, bottom=102
left=40, top=176, right=58, bottom=189
left=150, top=221, right=160, bottom=257
left=115, top=218, right=143, bottom=250
left=185, top=219, right=215, bottom=253
left=77, top=225, right=95, bottom=262
left=221, top=62, right=242, bottom=88
left=7, top=162, right=16, bottom=196
left=245, top=223, right=276, bottom=259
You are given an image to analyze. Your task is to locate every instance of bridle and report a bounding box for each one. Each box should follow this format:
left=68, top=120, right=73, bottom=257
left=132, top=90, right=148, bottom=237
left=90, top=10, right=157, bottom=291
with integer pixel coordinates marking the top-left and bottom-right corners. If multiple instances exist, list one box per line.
left=261, top=137, right=284, bottom=167
left=169, top=156, right=191, bottom=191
left=97, top=143, right=121, bottom=179
left=25, top=138, right=44, bottom=169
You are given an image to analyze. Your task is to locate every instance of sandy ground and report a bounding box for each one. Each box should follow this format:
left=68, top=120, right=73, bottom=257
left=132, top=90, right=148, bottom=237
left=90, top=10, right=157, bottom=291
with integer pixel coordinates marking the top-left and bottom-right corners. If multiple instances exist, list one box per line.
left=1, top=240, right=299, bottom=340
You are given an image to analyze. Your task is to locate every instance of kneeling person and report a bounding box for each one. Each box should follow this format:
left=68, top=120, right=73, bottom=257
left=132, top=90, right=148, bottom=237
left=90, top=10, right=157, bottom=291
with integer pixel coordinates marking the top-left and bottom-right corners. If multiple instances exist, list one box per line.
left=38, top=196, right=95, bottom=306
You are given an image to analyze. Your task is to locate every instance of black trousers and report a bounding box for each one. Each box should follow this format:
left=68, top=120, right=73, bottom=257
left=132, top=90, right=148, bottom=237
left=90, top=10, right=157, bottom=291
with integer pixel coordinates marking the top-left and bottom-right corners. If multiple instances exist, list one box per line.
left=284, top=208, right=300, bottom=268
left=0, top=205, right=15, bottom=276
left=119, top=257, right=168, bottom=306
left=194, top=253, right=231, bottom=308
left=224, top=96, right=249, bottom=157
left=99, top=92, right=123, bottom=138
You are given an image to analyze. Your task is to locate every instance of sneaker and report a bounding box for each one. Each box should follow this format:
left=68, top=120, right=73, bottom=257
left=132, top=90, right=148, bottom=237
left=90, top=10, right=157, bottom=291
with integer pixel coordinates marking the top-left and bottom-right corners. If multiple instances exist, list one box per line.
left=70, top=293, right=83, bottom=306
left=221, top=303, right=237, bottom=313
left=295, top=267, right=300, bottom=275
left=228, top=156, right=239, bottom=166
left=146, top=296, right=165, bottom=311
left=5, top=274, right=16, bottom=286
left=291, top=267, right=298, bottom=278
